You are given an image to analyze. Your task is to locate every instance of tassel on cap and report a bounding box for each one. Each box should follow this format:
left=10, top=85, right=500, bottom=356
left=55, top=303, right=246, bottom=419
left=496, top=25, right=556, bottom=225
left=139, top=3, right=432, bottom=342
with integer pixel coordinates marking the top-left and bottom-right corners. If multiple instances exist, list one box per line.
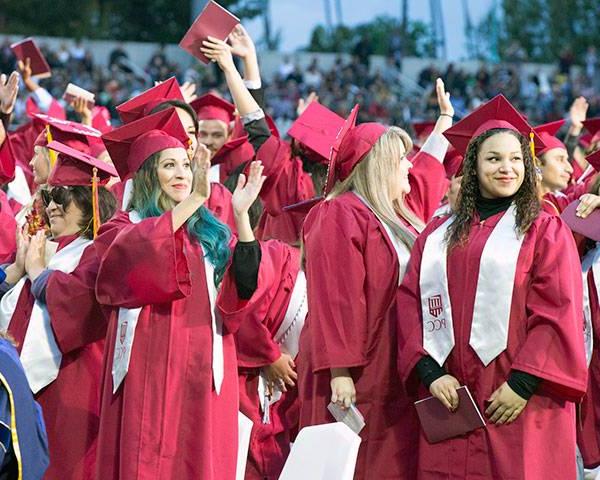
left=91, top=167, right=100, bottom=238
left=46, top=125, right=58, bottom=168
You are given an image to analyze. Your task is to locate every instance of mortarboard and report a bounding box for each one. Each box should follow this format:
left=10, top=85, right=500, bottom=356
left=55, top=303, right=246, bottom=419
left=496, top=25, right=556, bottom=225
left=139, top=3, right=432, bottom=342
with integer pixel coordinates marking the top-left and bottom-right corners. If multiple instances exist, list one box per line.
left=10, top=38, right=51, bottom=78
left=116, top=77, right=184, bottom=124
left=443, top=146, right=464, bottom=179
left=179, top=1, right=240, bottom=65
left=561, top=200, right=600, bottom=242
left=192, top=93, right=236, bottom=125
left=287, top=102, right=345, bottom=165
left=101, top=108, right=190, bottom=181
left=533, top=119, right=566, bottom=156
left=443, top=94, right=545, bottom=157
left=585, top=149, right=600, bottom=172
left=46, top=140, right=118, bottom=237
left=583, top=118, right=600, bottom=145
left=412, top=121, right=436, bottom=141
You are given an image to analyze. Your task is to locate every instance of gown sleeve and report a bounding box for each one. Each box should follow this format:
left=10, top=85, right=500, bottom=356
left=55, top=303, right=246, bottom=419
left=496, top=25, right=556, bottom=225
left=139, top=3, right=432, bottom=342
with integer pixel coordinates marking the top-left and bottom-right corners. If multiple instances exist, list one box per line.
left=405, top=150, right=449, bottom=223
left=303, top=200, right=371, bottom=372
left=511, top=215, right=588, bottom=401
left=95, top=211, right=192, bottom=308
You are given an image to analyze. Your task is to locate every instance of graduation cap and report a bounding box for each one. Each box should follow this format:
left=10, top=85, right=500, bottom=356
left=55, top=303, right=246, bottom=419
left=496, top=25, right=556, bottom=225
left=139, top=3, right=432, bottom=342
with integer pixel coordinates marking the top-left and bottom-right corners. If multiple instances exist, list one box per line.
left=443, top=94, right=545, bottom=157
left=561, top=200, right=600, bottom=242
left=46, top=141, right=118, bottom=237
left=101, top=108, right=190, bottom=181
left=443, top=146, right=464, bottom=179
left=211, top=135, right=255, bottom=172
left=585, top=149, right=600, bottom=172
left=116, top=77, right=184, bottom=124
left=179, top=0, right=240, bottom=64
left=33, top=114, right=102, bottom=167
left=412, top=121, right=436, bottom=141
left=287, top=102, right=345, bottom=165
left=583, top=117, right=600, bottom=145
left=191, top=93, right=236, bottom=125
left=10, top=38, right=51, bottom=78
left=533, top=119, right=566, bottom=156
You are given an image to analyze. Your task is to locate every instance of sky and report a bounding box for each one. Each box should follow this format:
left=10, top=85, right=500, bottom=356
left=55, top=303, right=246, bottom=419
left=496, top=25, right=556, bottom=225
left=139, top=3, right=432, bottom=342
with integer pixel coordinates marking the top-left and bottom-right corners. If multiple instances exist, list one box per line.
left=244, top=0, right=495, bottom=60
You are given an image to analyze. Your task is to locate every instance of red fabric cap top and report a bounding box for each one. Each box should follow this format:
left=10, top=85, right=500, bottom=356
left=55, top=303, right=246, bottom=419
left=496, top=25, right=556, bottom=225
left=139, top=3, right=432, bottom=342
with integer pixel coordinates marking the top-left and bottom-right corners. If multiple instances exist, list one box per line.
left=412, top=121, right=436, bottom=139
left=583, top=117, right=600, bottom=145
left=534, top=119, right=566, bottom=156
left=443, top=94, right=545, bottom=156
left=116, top=77, right=184, bottom=124
left=33, top=114, right=102, bottom=155
left=336, top=122, right=388, bottom=183
left=46, top=141, right=117, bottom=186
left=444, top=146, right=464, bottom=179
left=585, top=149, right=600, bottom=173
left=179, top=0, right=240, bottom=64
left=192, top=93, right=235, bottom=125
left=102, top=108, right=190, bottom=181
left=211, top=135, right=254, bottom=169
left=288, top=102, right=345, bottom=165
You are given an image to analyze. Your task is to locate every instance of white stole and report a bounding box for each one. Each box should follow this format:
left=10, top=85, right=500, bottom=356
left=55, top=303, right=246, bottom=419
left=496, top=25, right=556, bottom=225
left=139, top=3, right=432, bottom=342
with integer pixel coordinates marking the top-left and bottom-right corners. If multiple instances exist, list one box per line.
left=581, top=245, right=600, bottom=365
left=352, top=192, right=412, bottom=286
left=0, top=237, right=91, bottom=393
left=421, top=205, right=524, bottom=366
left=111, top=211, right=224, bottom=394
left=258, top=270, right=308, bottom=423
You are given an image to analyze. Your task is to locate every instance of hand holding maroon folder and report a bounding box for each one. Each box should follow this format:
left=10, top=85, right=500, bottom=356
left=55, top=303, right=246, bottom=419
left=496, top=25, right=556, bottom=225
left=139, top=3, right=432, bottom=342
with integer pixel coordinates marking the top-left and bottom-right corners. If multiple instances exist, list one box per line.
left=561, top=199, right=600, bottom=242
left=414, top=385, right=486, bottom=444
left=179, top=1, right=240, bottom=64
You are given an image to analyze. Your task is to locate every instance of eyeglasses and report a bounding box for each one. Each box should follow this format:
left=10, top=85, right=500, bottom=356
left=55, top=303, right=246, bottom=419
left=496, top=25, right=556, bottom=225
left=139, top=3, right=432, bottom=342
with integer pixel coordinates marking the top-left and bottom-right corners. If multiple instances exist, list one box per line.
left=41, top=187, right=73, bottom=208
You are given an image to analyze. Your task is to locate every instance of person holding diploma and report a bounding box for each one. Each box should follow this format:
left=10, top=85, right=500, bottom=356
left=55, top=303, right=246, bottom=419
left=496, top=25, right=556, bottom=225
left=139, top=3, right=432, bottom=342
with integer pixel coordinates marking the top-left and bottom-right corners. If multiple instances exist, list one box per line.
left=397, top=95, right=588, bottom=480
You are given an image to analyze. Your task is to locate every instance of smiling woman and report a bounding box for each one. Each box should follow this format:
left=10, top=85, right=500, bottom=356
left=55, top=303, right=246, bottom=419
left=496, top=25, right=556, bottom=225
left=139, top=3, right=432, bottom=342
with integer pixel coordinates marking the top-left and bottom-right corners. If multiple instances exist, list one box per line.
left=397, top=94, right=588, bottom=479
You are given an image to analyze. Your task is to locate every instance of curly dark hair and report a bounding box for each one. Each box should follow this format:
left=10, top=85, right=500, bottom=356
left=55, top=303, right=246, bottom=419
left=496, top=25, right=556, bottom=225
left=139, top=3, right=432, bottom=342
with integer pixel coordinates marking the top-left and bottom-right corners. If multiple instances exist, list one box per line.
left=445, top=128, right=540, bottom=249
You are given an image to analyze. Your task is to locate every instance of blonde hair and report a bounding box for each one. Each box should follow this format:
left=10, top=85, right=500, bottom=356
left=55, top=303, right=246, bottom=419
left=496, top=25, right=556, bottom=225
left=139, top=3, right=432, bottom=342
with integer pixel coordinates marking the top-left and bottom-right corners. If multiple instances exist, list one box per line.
left=329, top=126, right=424, bottom=249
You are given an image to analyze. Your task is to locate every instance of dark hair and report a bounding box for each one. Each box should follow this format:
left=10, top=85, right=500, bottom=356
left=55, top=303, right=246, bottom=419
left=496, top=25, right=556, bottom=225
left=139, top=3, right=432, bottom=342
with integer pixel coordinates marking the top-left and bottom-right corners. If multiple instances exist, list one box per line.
left=43, top=186, right=117, bottom=239
left=290, top=139, right=328, bottom=195
left=150, top=100, right=198, bottom=136
left=445, top=128, right=540, bottom=248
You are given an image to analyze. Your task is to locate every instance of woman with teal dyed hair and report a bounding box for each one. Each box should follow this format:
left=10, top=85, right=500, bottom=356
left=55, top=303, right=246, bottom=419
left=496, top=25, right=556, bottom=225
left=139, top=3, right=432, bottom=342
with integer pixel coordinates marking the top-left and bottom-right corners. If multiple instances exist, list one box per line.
left=94, top=108, right=266, bottom=480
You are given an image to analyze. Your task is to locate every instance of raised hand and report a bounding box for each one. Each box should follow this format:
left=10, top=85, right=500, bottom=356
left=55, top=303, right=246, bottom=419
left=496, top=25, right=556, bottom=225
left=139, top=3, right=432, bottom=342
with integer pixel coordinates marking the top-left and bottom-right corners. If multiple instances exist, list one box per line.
left=200, top=37, right=236, bottom=73
left=24, top=230, right=47, bottom=281
left=485, top=381, right=527, bottom=425
left=71, top=96, right=92, bottom=126
left=0, top=71, right=19, bottom=115
left=181, top=81, right=198, bottom=104
left=192, top=143, right=212, bottom=200
left=232, top=161, right=266, bottom=217
left=297, top=92, right=319, bottom=117
left=17, top=58, right=32, bottom=83
left=436, top=78, right=454, bottom=117
left=228, top=24, right=256, bottom=59
left=569, top=96, right=589, bottom=134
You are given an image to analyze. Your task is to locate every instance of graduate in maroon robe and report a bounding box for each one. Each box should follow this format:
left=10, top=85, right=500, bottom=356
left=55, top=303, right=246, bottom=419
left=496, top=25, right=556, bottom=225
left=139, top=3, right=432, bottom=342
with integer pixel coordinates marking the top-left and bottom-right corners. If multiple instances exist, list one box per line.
left=293, top=79, right=454, bottom=480
left=397, top=95, right=588, bottom=480
left=95, top=109, right=263, bottom=479
left=0, top=143, right=117, bottom=480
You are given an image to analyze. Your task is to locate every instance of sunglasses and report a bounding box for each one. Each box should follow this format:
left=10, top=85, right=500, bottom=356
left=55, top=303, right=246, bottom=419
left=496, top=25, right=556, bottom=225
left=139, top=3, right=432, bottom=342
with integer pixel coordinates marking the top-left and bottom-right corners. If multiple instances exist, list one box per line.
left=41, top=187, right=73, bottom=208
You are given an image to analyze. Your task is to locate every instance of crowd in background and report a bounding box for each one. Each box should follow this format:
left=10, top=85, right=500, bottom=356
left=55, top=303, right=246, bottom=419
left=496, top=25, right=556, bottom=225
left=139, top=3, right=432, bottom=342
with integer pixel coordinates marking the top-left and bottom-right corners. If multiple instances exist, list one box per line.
left=1, top=36, right=600, bottom=134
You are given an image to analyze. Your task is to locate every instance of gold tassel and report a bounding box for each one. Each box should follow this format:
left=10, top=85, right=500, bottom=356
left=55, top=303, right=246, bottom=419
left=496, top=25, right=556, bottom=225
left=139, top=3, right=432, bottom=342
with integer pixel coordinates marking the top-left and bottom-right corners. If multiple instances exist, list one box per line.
left=46, top=125, right=57, bottom=169
left=91, top=167, right=100, bottom=238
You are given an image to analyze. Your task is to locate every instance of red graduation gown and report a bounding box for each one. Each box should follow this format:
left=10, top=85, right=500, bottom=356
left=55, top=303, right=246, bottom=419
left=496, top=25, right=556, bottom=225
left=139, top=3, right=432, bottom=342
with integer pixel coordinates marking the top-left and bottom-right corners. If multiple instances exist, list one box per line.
left=7, top=235, right=105, bottom=480
left=578, top=267, right=600, bottom=468
left=220, top=240, right=301, bottom=480
left=0, top=190, right=16, bottom=264
left=94, top=211, right=242, bottom=480
left=397, top=211, right=588, bottom=480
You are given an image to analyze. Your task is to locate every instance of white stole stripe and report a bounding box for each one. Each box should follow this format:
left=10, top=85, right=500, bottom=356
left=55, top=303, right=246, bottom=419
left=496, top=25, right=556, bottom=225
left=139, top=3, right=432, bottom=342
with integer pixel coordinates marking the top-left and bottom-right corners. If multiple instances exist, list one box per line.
left=352, top=192, right=412, bottom=286
left=111, top=211, right=224, bottom=394
left=258, top=270, right=308, bottom=423
left=0, top=237, right=91, bottom=393
left=468, top=205, right=524, bottom=365
left=420, top=216, right=455, bottom=366
left=420, top=205, right=523, bottom=366
left=581, top=245, right=600, bottom=365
